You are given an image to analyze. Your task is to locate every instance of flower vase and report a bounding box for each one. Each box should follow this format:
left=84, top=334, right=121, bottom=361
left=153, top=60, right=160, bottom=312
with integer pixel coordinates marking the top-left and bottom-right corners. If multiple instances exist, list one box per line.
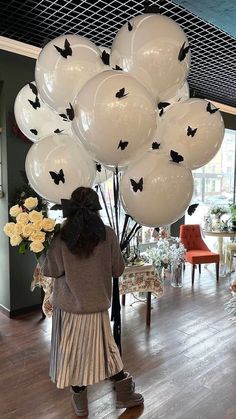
left=171, top=263, right=183, bottom=288
left=212, top=215, right=221, bottom=231
left=156, top=266, right=165, bottom=281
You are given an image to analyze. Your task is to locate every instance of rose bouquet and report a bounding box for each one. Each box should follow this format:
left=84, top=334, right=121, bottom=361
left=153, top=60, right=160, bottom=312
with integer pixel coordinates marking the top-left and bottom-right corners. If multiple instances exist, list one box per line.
left=4, top=196, right=58, bottom=258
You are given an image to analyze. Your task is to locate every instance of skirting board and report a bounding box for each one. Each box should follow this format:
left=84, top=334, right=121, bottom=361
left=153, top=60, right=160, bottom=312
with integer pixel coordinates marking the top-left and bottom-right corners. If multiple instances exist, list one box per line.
left=0, top=303, right=42, bottom=318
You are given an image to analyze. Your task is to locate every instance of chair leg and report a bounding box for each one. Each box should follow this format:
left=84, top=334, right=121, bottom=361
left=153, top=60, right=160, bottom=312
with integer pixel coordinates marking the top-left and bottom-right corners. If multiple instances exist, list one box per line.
left=198, top=264, right=201, bottom=274
left=192, top=264, right=195, bottom=285
left=183, top=263, right=185, bottom=271
left=216, top=262, right=219, bottom=283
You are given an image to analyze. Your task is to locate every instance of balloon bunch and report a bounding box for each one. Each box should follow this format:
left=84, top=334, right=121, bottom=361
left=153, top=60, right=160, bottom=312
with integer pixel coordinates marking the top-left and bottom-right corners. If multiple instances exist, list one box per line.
left=14, top=7, right=225, bottom=229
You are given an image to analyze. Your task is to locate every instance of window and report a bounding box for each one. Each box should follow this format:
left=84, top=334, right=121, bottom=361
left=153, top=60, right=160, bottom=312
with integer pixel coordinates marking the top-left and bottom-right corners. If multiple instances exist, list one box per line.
left=185, top=128, right=236, bottom=225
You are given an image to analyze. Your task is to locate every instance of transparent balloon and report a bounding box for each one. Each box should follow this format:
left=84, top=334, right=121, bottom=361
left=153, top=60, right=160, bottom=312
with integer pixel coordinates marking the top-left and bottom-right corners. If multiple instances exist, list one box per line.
left=111, top=14, right=191, bottom=101
left=94, top=163, right=113, bottom=185
left=72, top=70, right=157, bottom=167
left=158, top=98, right=225, bottom=170
left=35, top=35, right=107, bottom=113
left=120, top=150, right=194, bottom=227
left=14, top=82, right=70, bottom=142
left=25, top=133, right=96, bottom=204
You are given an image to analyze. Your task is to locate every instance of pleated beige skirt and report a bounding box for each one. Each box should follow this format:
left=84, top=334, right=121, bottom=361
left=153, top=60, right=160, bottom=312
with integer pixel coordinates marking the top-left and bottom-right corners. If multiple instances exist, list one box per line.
left=50, top=307, right=123, bottom=389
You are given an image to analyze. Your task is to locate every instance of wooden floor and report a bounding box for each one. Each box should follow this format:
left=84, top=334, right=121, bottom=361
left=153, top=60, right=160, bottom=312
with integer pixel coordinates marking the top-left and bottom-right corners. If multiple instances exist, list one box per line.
left=1, top=265, right=236, bottom=419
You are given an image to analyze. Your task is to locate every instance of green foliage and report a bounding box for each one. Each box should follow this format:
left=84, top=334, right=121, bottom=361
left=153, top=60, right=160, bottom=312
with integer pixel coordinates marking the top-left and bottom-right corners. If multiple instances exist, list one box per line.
left=229, top=204, right=236, bottom=221
left=18, top=240, right=29, bottom=254
left=210, top=205, right=228, bottom=217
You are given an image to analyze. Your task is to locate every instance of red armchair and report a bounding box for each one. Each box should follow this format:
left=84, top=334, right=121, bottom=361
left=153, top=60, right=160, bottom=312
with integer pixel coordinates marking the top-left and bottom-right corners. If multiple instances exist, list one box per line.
left=180, top=224, right=220, bottom=285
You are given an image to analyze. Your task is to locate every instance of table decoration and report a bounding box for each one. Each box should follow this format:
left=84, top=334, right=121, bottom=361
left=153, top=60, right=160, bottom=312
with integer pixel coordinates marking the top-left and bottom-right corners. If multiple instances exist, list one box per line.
left=146, top=238, right=186, bottom=287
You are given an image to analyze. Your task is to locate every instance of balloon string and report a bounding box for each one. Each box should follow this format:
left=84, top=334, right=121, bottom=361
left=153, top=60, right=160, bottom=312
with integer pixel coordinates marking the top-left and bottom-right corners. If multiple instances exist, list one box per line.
left=98, top=183, right=113, bottom=229
left=113, top=168, right=120, bottom=239
left=107, top=180, right=115, bottom=230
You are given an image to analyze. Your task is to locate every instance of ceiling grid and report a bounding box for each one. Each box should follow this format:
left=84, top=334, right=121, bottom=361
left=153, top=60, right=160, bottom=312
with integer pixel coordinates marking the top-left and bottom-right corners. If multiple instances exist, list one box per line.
left=0, top=0, right=235, bottom=107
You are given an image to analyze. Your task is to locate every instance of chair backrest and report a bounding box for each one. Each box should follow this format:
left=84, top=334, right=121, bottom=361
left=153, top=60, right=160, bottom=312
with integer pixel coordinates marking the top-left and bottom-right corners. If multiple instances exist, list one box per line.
left=180, top=224, right=209, bottom=251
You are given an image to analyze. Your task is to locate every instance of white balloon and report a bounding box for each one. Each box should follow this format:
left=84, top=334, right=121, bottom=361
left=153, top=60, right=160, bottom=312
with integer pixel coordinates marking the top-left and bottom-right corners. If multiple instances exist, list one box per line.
left=166, top=81, right=190, bottom=104
left=110, top=14, right=190, bottom=100
left=120, top=150, right=193, bottom=227
left=25, top=133, right=96, bottom=204
left=14, top=82, right=70, bottom=142
left=158, top=99, right=225, bottom=170
left=35, top=35, right=107, bottom=113
left=98, top=46, right=111, bottom=54
left=94, top=163, right=113, bottom=184
left=72, top=70, right=157, bottom=167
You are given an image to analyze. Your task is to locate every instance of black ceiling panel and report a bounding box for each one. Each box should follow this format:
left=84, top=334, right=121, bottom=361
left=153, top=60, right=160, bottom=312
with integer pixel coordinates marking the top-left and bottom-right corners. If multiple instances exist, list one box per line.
left=0, top=0, right=235, bottom=107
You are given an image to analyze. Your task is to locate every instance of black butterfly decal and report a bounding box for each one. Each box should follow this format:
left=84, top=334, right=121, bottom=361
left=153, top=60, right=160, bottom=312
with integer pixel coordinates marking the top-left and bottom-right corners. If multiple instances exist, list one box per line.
left=117, top=140, right=129, bottom=150
left=158, top=102, right=170, bottom=110
left=187, top=126, right=197, bottom=137
left=59, top=103, right=74, bottom=121
left=170, top=150, right=184, bottom=163
left=206, top=102, right=219, bottom=114
left=49, top=169, right=65, bottom=185
left=112, top=65, right=123, bottom=71
left=30, top=129, right=38, bottom=135
left=66, top=103, right=74, bottom=121
left=101, top=50, right=110, bottom=66
left=130, top=178, right=143, bottom=192
left=144, top=0, right=160, bottom=13
left=158, top=101, right=170, bottom=116
left=28, top=82, right=38, bottom=96
left=28, top=96, right=40, bottom=110
left=187, top=203, right=199, bottom=216
left=128, top=21, right=133, bottom=31
left=96, top=163, right=102, bottom=172
left=54, top=129, right=64, bottom=134
left=152, top=142, right=160, bottom=150
left=178, top=42, right=190, bottom=62
left=54, top=38, right=72, bottom=59
left=115, top=88, right=128, bottom=99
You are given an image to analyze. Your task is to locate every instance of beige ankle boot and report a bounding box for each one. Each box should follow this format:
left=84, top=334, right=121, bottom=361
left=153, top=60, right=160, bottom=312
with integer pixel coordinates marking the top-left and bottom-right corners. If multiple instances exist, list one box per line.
left=115, top=373, right=144, bottom=409
left=71, top=387, right=88, bottom=417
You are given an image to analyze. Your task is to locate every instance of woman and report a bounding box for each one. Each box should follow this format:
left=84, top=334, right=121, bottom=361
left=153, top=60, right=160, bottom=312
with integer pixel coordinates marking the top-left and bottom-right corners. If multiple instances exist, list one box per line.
left=40, top=186, right=144, bottom=416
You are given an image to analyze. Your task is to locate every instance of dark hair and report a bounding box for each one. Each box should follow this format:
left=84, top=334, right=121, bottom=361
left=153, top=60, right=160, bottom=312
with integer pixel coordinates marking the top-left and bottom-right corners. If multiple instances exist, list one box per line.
left=60, top=187, right=104, bottom=258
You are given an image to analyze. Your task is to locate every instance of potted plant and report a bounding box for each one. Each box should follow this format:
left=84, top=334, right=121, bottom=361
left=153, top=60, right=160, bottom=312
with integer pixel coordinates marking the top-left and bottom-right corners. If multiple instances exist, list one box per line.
left=210, top=205, right=228, bottom=219
left=229, top=204, right=236, bottom=231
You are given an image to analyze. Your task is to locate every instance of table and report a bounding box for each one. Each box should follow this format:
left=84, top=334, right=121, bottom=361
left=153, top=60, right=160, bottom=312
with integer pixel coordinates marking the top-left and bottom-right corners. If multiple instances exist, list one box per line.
left=32, top=263, right=164, bottom=324
left=119, top=264, right=164, bottom=327
left=204, top=230, right=236, bottom=261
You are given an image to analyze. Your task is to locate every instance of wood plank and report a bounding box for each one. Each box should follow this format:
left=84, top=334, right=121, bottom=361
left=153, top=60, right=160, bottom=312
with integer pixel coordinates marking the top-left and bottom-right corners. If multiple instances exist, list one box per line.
left=1, top=264, right=236, bottom=418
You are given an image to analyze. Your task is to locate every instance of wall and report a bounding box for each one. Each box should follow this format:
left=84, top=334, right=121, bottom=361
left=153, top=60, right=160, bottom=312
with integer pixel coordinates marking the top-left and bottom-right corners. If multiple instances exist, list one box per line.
left=0, top=50, right=40, bottom=315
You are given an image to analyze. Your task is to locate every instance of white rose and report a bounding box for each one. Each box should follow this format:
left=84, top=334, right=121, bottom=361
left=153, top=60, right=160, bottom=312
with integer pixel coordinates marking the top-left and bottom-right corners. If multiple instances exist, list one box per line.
left=30, top=231, right=46, bottom=243
left=31, top=220, right=43, bottom=231
left=14, top=223, right=24, bottom=235
left=9, top=205, right=22, bottom=218
left=16, top=212, right=29, bottom=224
left=29, top=210, right=43, bottom=223
left=22, top=223, right=34, bottom=238
left=30, top=241, right=44, bottom=253
left=3, top=222, right=16, bottom=237
left=42, top=218, right=55, bottom=232
left=10, top=235, right=23, bottom=246
left=24, top=197, right=38, bottom=210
